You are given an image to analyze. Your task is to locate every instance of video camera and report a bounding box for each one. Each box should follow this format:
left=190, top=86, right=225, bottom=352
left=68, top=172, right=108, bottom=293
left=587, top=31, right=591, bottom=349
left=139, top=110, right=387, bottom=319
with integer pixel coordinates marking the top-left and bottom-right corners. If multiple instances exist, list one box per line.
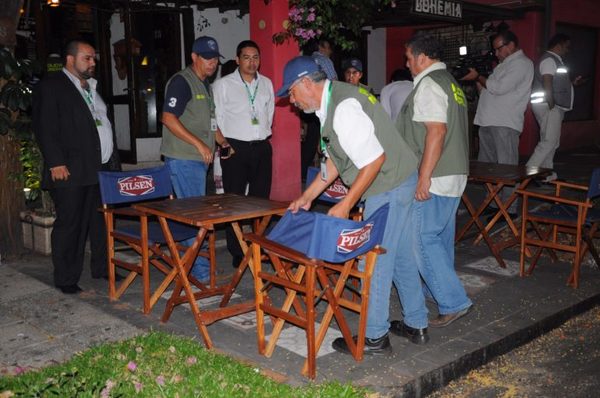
left=451, top=47, right=497, bottom=80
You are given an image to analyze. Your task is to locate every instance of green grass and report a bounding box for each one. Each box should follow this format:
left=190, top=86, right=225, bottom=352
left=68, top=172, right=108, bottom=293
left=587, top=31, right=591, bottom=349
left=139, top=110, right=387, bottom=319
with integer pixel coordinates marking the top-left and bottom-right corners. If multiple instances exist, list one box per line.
left=0, top=331, right=366, bottom=397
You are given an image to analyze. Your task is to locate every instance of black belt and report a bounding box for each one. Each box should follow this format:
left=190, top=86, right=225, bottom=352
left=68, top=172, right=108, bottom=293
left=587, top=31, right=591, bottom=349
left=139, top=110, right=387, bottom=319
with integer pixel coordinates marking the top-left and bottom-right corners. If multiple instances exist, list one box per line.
left=228, top=138, right=270, bottom=146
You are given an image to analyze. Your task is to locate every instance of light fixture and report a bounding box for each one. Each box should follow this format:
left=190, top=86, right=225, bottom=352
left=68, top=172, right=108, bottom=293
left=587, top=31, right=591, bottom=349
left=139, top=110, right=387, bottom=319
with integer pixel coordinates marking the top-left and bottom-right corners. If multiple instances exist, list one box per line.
left=140, top=56, right=148, bottom=66
left=47, top=0, right=60, bottom=7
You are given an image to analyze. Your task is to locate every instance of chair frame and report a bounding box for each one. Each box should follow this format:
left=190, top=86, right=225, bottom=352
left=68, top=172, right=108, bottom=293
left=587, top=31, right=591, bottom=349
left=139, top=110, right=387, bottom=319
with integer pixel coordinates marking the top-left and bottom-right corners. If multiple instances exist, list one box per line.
left=99, top=169, right=216, bottom=314
left=518, top=179, right=600, bottom=288
left=246, top=232, right=384, bottom=379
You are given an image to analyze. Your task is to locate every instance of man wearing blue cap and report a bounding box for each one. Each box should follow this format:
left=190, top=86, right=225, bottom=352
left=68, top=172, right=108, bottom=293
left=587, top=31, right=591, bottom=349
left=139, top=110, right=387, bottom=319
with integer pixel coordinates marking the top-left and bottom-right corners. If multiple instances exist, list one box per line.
left=279, top=56, right=430, bottom=355
left=342, top=57, right=374, bottom=95
left=160, top=36, right=230, bottom=281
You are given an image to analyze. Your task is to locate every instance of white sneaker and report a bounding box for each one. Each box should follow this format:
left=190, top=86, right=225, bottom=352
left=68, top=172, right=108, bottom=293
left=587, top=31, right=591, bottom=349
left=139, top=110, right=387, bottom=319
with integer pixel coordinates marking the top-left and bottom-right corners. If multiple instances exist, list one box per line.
left=542, top=172, right=558, bottom=183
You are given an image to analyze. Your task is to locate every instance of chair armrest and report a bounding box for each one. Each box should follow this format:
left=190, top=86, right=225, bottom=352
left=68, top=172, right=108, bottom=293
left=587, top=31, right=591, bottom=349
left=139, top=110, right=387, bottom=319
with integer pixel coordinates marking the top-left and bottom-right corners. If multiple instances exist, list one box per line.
left=516, top=189, right=591, bottom=208
left=244, top=233, right=329, bottom=267
left=99, top=207, right=146, bottom=217
left=549, top=180, right=588, bottom=191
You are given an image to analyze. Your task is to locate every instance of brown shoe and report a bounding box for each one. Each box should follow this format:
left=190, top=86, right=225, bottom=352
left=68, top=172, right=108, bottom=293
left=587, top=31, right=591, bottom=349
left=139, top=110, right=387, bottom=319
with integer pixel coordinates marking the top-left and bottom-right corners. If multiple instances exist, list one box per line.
left=429, top=306, right=473, bottom=328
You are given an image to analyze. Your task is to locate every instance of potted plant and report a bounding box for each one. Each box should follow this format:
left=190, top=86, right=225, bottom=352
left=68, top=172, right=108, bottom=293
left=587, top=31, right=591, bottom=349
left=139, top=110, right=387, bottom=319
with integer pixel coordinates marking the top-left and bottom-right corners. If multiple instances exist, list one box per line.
left=0, top=46, right=47, bottom=256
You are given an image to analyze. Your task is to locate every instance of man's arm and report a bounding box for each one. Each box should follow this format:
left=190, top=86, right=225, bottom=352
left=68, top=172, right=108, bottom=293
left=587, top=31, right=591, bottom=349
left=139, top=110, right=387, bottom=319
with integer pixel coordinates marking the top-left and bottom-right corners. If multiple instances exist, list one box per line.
left=542, top=74, right=555, bottom=109
left=329, top=154, right=385, bottom=219
left=415, top=122, right=446, bottom=201
left=161, top=112, right=213, bottom=163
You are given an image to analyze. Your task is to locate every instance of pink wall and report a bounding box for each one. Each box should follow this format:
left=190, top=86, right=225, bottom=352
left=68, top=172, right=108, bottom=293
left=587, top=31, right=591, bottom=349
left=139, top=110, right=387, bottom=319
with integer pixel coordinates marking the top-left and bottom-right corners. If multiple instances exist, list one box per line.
left=250, top=0, right=301, bottom=201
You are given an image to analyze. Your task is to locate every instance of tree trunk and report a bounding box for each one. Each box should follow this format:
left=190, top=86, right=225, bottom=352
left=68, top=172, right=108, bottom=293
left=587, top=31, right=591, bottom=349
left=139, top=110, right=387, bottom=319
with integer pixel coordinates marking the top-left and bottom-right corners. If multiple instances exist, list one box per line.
left=0, top=134, right=25, bottom=260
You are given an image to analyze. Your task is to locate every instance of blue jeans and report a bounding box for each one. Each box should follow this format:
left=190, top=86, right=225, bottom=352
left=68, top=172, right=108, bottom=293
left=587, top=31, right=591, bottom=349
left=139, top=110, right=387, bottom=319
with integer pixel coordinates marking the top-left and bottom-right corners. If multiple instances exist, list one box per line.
left=412, top=194, right=472, bottom=314
left=363, top=172, right=428, bottom=338
left=165, top=157, right=209, bottom=281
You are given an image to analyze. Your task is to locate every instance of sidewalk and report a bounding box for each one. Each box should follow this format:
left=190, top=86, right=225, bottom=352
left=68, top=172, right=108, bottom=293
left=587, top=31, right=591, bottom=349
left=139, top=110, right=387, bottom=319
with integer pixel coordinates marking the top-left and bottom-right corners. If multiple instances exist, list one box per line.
left=2, top=149, right=599, bottom=396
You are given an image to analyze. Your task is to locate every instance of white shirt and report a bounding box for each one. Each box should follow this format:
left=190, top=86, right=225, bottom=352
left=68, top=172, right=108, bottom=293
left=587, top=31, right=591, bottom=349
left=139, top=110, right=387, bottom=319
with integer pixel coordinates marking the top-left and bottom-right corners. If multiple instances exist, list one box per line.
left=539, top=51, right=574, bottom=110
left=474, top=49, right=534, bottom=132
left=213, top=69, right=274, bottom=141
left=380, top=80, right=413, bottom=122
left=412, top=62, right=467, bottom=197
left=315, top=80, right=383, bottom=169
left=62, top=68, right=114, bottom=164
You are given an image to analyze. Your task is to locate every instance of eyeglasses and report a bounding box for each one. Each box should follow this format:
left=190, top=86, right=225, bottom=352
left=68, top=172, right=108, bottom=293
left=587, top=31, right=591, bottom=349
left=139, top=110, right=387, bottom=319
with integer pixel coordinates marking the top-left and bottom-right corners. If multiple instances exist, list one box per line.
left=493, top=43, right=507, bottom=52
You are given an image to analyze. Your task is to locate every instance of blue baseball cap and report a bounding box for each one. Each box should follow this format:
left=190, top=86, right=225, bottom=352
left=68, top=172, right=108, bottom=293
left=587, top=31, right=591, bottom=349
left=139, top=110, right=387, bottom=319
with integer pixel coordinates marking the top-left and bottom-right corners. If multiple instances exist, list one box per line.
left=192, top=36, right=223, bottom=59
left=276, top=56, right=321, bottom=97
left=343, top=58, right=363, bottom=72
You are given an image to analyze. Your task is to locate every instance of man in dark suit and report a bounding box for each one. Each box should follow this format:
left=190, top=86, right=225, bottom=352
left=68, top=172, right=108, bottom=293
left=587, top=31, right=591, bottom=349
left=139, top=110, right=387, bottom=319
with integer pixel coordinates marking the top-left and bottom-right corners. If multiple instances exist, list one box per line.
left=33, top=39, right=120, bottom=294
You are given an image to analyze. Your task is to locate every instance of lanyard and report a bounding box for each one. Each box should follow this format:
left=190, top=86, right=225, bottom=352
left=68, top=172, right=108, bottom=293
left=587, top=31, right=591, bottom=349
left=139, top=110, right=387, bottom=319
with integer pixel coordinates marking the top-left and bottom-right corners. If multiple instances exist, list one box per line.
left=82, top=86, right=96, bottom=114
left=239, top=70, right=259, bottom=107
left=319, top=82, right=333, bottom=154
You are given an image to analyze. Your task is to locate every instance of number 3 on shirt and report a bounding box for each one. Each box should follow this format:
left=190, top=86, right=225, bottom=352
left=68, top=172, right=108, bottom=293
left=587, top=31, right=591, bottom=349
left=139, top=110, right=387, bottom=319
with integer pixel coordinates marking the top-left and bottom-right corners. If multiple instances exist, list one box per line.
left=168, top=97, right=177, bottom=108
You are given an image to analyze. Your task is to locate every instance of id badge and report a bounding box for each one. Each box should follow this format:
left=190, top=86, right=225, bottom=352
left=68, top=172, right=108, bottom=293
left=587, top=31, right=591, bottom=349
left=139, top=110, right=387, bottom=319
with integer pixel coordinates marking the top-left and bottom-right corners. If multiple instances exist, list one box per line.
left=320, top=157, right=328, bottom=181
left=210, top=117, right=218, bottom=131
left=95, top=118, right=102, bottom=127
left=250, top=109, right=259, bottom=125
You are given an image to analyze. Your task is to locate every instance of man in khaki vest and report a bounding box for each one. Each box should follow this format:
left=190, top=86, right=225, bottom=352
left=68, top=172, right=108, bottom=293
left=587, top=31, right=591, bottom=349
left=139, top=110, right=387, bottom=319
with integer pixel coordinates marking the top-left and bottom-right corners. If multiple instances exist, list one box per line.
left=397, top=32, right=473, bottom=327
left=277, top=56, right=428, bottom=355
left=161, top=36, right=229, bottom=281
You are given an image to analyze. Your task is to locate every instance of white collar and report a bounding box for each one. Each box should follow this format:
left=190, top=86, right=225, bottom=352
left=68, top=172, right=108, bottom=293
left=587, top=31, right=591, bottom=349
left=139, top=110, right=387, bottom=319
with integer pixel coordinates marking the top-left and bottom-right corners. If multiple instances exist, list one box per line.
left=315, top=79, right=331, bottom=124
left=62, top=67, right=97, bottom=91
left=413, top=61, right=446, bottom=87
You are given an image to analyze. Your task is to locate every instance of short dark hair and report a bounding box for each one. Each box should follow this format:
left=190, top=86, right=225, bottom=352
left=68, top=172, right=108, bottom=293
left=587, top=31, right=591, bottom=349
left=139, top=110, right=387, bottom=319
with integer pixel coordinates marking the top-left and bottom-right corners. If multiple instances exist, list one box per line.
left=493, top=30, right=519, bottom=47
left=390, top=68, right=412, bottom=82
left=406, top=32, right=443, bottom=60
left=64, top=39, right=93, bottom=63
left=548, top=33, right=570, bottom=49
left=236, top=40, right=260, bottom=57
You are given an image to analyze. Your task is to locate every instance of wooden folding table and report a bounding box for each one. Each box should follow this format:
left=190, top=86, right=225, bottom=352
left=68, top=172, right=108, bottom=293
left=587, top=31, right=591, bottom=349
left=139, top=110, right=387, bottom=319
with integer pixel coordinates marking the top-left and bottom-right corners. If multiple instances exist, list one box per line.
left=456, top=161, right=551, bottom=267
left=133, top=193, right=287, bottom=348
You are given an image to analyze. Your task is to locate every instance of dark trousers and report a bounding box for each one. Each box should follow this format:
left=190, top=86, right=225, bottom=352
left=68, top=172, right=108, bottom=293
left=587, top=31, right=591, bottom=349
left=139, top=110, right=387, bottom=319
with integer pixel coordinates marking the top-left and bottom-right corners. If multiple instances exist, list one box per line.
left=49, top=183, right=107, bottom=287
left=221, top=138, right=272, bottom=257
left=300, top=113, right=320, bottom=182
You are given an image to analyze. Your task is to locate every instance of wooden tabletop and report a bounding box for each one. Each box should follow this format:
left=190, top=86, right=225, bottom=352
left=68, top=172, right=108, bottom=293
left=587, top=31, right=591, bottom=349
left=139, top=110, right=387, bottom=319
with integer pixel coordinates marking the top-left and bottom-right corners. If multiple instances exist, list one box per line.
left=133, top=193, right=289, bottom=228
left=468, top=161, right=552, bottom=185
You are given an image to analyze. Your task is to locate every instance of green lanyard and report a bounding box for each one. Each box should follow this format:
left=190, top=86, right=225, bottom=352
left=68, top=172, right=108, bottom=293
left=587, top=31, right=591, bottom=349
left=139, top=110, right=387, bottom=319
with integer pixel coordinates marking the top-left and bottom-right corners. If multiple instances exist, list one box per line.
left=319, top=82, right=333, bottom=154
left=240, top=71, right=259, bottom=107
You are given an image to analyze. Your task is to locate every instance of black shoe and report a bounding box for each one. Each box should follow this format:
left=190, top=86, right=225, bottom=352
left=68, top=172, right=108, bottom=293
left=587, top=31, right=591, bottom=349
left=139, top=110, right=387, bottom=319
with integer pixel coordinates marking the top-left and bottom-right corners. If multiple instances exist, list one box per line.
left=332, top=333, right=392, bottom=356
left=58, top=284, right=83, bottom=294
left=231, top=255, right=244, bottom=268
left=93, top=272, right=125, bottom=281
left=390, top=321, right=429, bottom=345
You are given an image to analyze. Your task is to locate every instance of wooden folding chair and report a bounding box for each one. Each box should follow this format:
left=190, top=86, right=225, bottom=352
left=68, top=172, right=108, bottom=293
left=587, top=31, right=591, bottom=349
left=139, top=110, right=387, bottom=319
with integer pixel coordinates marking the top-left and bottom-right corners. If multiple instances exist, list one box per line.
left=245, top=204, right=388, bottom=379
left=517, top=168, right=600, bottom=288
left=98, top=166, right=216, bottom=313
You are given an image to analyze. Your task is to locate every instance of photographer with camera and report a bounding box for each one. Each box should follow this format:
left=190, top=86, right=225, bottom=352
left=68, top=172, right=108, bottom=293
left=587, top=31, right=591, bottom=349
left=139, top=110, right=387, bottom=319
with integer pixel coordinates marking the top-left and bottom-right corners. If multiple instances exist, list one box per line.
left=462, top=30, right=533, bottom=214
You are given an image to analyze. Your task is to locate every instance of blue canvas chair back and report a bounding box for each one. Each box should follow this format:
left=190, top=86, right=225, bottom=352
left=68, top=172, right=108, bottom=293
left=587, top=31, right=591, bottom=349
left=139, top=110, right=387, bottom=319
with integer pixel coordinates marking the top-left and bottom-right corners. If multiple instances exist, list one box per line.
left=306, top=166, right=351, bottom=204
left=98, top=166, right=173, bottom=205
left=587, top=168, right=600, bottom=200
left=267, top=203, right=389, bottom=263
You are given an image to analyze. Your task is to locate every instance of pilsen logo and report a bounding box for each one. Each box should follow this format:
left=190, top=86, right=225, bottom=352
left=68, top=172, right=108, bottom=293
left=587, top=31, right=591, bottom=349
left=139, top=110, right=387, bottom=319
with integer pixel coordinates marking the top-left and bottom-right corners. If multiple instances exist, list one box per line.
left=323, top=178, right=348, bottom=200
left=336, top=222, right=373, bottom=254
left=117, top=175, right=155, bottom=196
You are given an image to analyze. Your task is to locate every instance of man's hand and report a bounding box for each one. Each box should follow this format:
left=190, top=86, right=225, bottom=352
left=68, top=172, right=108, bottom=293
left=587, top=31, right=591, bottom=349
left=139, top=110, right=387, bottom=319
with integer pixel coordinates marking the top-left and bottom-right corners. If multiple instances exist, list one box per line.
left=415, top=176, right=431, bottom=201
left=327, top=201, right=351, bottom=219
left=289, top=195, right=312, bottom=213
left=50, top=165, right=70, bottom=181
left=195, top=142, right=214, bottom=164
left=460, top=68, right=479, bottom=81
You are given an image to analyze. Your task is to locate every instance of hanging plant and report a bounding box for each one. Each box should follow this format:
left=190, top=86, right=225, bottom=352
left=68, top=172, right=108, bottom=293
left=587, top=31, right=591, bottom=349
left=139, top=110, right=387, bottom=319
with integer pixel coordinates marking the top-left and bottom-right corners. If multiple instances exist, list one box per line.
left=273, top=0, right=388, bottom=51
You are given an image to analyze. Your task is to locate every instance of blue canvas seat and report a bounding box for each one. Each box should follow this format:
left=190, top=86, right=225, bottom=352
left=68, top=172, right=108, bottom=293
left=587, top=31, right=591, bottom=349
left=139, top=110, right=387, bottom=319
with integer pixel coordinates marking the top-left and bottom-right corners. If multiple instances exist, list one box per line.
left=517, top=168, right=600, bottom=288
left=98, top=166, right=215, bottom=313
left=245, top=204, right=388, bottom=378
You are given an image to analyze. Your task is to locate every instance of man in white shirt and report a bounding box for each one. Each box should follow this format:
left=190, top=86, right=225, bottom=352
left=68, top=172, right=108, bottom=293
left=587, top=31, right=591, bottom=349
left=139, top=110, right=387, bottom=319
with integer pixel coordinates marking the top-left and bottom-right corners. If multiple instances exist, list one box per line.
left=277, top=56, right=427, bottom=355
left=527, top=33, right=582, bottom=181
left=463, top=30, right=533, bottom=212
left=380, top=68, right=413, bottom=121
left=213, top=40, right=274, bottom=266
left=396, top=32, right=473, bottom=328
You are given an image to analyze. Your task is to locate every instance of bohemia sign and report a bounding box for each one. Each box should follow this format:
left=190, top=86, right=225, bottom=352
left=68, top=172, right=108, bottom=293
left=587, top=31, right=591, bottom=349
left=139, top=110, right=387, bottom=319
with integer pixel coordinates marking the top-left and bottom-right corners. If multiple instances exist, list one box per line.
left=411, top=0, right=463, bottom=22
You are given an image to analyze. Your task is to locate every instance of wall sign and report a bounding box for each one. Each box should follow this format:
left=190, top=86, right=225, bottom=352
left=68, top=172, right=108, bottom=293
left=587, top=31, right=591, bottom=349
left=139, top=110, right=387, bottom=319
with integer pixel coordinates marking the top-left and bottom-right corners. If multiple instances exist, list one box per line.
left=410, top=0, right=463, bottom=22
